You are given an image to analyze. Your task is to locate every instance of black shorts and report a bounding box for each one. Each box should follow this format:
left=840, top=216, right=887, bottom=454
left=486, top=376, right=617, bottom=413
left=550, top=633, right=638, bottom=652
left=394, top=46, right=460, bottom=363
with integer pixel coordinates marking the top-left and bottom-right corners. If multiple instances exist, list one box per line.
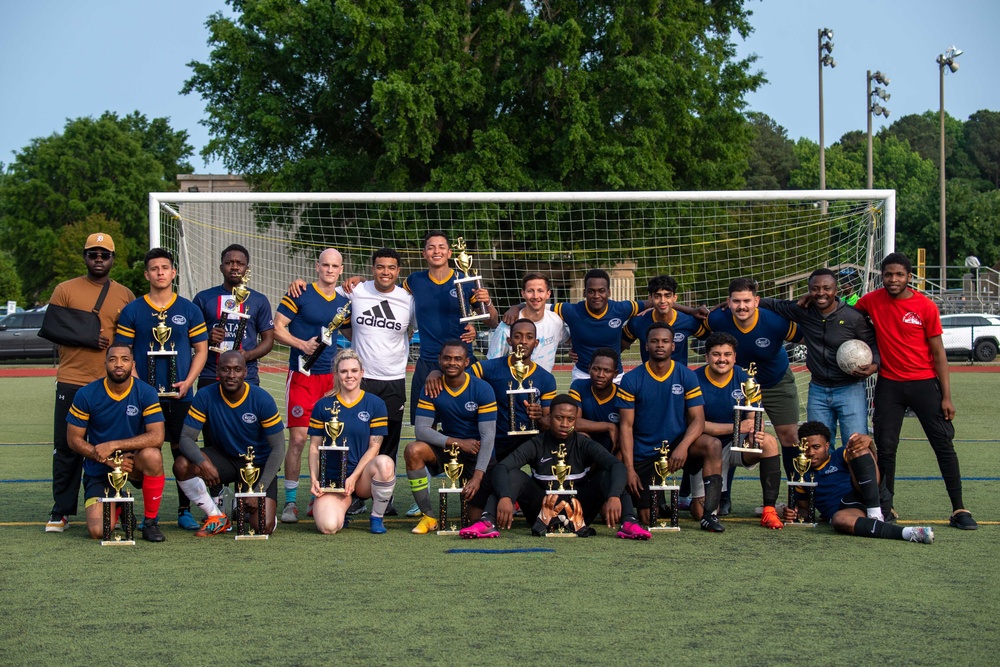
left=837, top=485, right=893, bottom=517
left=362, top=377, right=406, bottom=423
left=494, top=433, right=535, bottom=462
left=426, top=444, right=494, bottom=509
left=631, top=454, right=701, bottom=510
left=161, top=400, right=192, bottom=447
left=203, top=447, right=278, bottom=501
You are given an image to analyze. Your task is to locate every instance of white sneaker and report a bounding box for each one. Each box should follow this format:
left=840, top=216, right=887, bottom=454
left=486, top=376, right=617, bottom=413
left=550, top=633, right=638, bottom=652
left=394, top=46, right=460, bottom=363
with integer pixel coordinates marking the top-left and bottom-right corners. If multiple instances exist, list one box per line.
left=45, top=515, right=69, bottom=532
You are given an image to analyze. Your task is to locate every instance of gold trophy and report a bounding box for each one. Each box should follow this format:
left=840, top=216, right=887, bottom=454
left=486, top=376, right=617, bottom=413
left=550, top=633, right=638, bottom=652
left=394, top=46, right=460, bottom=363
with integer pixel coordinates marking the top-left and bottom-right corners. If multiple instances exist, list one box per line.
left=147, top=309, right=180, bottom=398
left=451, top=236, right=490, bottom=323
left=211, top=268, right=253, bottom=353
left=98, top=450, right=136, bottom=545
left=648, top=441, right=681, bottom=531
left=437, top=443, right=468, bottom=535
left=541, top=443, right=584, bottom=537
left=505, top=345, right=539, bottom=435
left=234, top=446, right=268, bottom=540
left=299, top=303, right=352, bottom=375
left=731, top=363, right=765, bottom=453
left=784, top=438, right=818, bottom=527
left=318, top=401, right=349, bottom=493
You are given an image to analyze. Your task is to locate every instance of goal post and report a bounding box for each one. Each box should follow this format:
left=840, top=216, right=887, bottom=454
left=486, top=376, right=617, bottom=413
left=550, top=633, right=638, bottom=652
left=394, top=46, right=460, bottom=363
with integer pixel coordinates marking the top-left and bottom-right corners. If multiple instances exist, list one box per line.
left=149, top=189, right=895, bottom=412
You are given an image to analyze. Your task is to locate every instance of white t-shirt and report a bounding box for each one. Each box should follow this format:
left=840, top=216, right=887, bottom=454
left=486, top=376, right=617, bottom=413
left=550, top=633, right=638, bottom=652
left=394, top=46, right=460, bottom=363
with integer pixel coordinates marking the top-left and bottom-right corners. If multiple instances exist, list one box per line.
left=340, top=281, right=414, bottom=380
left=487, top=308, right=569, bottom=372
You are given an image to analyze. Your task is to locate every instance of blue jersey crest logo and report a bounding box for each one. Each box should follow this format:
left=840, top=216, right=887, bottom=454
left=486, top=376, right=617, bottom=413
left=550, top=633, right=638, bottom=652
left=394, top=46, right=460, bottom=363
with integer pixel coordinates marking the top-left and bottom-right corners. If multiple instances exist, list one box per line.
left=755, top=337, right=771, bottom=348
left=608, top=318, right=623, bottom=328
left=465, top=401, right=478, bottom=412
left=609, top=412, right=620, bottom=423
left=126, top=405, right=139, bottom=417
left=242, top=413, right=258, bottom=424
left=358, top=411, right=371, bottom=422
left=171, top=315, right=187, bottom=325
left=671, top=384, right=684, bottom=395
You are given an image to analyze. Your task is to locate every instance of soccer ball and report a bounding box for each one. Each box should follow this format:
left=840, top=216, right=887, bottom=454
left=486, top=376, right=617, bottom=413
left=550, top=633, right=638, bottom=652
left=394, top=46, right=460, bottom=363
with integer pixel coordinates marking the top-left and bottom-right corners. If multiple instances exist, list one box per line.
left=836, top=339, right=873, bottom=373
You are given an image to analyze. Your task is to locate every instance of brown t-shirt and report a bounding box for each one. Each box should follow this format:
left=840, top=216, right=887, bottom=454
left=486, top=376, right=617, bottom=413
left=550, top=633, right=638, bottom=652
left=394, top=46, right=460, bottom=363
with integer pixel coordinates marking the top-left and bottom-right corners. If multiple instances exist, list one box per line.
left=49, top=276, right=135, bottom=386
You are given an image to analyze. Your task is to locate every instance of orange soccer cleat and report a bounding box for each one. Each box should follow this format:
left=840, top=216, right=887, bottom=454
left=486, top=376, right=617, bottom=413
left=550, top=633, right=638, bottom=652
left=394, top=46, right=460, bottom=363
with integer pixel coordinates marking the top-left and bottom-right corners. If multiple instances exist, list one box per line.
left=760, top=506, right=783, bottom=530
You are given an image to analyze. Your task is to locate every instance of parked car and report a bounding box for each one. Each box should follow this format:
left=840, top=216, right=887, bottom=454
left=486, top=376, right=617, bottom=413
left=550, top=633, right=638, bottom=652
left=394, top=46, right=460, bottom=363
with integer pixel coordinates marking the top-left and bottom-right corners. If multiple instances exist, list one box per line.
left=940, top=313, right=1000, bottom=362
left=0, top=309, right=57, bottom=360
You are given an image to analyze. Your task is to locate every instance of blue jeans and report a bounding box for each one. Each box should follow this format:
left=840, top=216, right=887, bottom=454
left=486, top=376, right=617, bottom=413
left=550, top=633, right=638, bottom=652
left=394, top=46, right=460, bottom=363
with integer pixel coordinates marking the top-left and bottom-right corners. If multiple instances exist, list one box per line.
left=807, top=381, right=869, bottom=447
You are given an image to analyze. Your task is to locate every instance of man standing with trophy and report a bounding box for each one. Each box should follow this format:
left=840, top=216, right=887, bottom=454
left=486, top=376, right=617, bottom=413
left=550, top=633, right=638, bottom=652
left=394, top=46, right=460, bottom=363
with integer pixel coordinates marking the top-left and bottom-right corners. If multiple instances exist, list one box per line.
left=192, top=244, right=275, bottom=389
left=695, top=333, right=784, bottom=529
left=568, top=348, right=623, bottom=452
left=619, top=322, right=725, bottom=532
left=66, top=344, right=167, bottom=542
left=174, top=351, right=285, bottom=536
left=115, top=248, right=209, bottom=531
left=273, top=248, right=351, bottom=523
left=404, top=340, right=498, bottom=534
left=783, top=422, right=934, bottom=544
left=460, top=395, right=650, bottom=539
left=622, top=275, right=706, bottom=365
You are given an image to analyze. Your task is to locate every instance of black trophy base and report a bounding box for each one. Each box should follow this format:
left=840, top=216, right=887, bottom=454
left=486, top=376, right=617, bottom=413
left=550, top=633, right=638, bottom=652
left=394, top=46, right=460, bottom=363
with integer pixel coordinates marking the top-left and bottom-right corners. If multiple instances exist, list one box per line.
left=784, top=481, right=818, bottom=527
left=649, top=485, right=681, bottom=531
left=234, top=491, right=269, bottom=540
left=99, top=496, right=136, bottom=546
left=437, top=487, right=467, bottom=535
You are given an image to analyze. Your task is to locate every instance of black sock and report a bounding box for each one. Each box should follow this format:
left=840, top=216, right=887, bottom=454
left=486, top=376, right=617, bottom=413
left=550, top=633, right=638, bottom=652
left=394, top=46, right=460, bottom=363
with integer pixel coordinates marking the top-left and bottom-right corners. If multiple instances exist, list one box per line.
left=854, top=516, right=905, bottom=540
left=679, top=471, right=691, bottom=497
left=702, top=474, right=723, bottom=515
left=759, top=455, right=781, bottom=507
left=724, top=463, right=736, bottom=498
left=781, top=447, right=798, bottom=481
left=847, top=455, right=881, bottom=509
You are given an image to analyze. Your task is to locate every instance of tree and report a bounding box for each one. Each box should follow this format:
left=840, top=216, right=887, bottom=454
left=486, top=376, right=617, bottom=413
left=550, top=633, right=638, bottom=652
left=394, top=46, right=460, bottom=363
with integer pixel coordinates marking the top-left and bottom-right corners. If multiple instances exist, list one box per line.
left=184, top=0, right=764, bottom=196
left=963, top=109, right=1000, bottom=188
left=0, top=113, right=192, bottom=299
left=881, top=111, right=978, bottom=180
left=0, top=251, right=21, bottom=308
left=744, top=112, right=798, bottom=190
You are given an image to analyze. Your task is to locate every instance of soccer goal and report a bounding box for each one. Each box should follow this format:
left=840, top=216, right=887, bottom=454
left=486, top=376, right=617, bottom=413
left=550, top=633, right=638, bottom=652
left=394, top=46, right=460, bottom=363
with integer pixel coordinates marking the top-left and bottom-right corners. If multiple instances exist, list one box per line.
left=149, top=190, right=895, bottom=411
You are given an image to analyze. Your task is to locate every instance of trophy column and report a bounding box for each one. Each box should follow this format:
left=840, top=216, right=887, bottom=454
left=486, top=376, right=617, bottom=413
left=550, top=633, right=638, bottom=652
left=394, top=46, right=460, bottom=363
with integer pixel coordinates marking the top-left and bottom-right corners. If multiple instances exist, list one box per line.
left=732, top=363, right=765, bottom=453
left=437, top=444, right=468, bottom=535
left=148, top=311, right=180, bottom=398
left=98, top=452, right=135, bottom=546
left=210, top=269, right=252, bottom=354
left=319, top=402, right=350, bottom=493
left=300, top=304, right=351, bottom=376
left=506, top=346, right=539, bottom=435
left=451, top=236, right=489, bottom=323
left=543, top=444, right=580, bottom=537
left=648, top=442, right=681, bottom=532
left=784, top=439, right=818, bottom=527
left=234, top=446, right=268, bottom=540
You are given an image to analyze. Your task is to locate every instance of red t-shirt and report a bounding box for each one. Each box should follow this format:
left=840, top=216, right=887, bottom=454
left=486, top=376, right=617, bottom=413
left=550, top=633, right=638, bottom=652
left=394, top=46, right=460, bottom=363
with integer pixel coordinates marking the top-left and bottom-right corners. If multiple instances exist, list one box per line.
left=855, top=288, right=942, bottom=382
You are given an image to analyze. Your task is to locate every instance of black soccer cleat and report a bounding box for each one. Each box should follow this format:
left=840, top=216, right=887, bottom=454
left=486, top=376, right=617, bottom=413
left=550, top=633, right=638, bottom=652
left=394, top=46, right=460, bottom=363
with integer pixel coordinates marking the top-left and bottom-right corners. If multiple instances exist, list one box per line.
left=141, top=518, right=166, bottom=543
left=717, top=497, right=732, bottom=517
left=949, top=510, right=978, bottom=530
left=700, top=514, right=725, bottom=533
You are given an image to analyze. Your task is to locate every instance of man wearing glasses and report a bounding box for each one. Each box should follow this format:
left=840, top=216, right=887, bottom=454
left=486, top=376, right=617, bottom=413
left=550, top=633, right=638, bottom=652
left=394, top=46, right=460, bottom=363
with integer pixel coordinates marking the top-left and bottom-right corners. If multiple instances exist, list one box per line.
left=43, top=233, right=135, bottom=533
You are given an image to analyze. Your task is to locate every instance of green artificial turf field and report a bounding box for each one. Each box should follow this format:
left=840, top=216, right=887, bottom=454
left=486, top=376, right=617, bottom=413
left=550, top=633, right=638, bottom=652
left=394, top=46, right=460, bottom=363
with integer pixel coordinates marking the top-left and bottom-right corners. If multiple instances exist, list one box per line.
left=0, top=372, right=996, bottom=666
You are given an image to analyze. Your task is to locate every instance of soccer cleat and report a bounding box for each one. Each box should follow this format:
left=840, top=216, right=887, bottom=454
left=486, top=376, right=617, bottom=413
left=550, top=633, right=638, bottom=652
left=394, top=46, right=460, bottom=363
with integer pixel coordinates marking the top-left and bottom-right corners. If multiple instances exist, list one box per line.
left=405, top=502, right=423, bottom=518
left=887, top=508, right=900, bottom=523
left=512, top=502, right=523, bottom=517
left=347, top=497, right=367, bottom=515
left=909, top=526, right=935, bottom=544
left=411, top=515, right=439, bottom=534
left=306, top=498, right=315, bottom=518
left=369, top=517, right=387, bottom=534
left=45, top=515, right=69, bottom=533
left=678, top=496, right=692, bottom=511
left=949, top=510, right=977, bottom=530
left=141, top=518, right=166, bottom=543
left=177, top=509, right=199, bottom=530
left=700, top=514, right=726, bottom=533
left=280, top=502, right=299, bottom=523
left=616, top=521, right=652, bottom=540
left=384, top=503, right=398, bottom=517
left=718, top=496, right=732, bottom=517
left=459, top=520, right=500, bottom=539
left=760, top=507, right=783, bottom=530
left=195, top=514, right=230, bottom=537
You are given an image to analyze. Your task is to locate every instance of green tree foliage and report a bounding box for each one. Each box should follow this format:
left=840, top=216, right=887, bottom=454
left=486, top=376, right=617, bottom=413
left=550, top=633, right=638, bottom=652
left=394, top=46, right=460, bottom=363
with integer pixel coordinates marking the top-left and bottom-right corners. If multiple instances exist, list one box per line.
left=963, top=110, right=1000, bottom=188
left=0, top=112, right=192, bottom=299
left=744, top=112, right=798, bottom=190
left=48, top=215, right=146, bottom=300
left=0, top=251, right=22, bottom=308
left=184, top=0, right=763, bottom=196
left=881, top=111, right=978, bottom=180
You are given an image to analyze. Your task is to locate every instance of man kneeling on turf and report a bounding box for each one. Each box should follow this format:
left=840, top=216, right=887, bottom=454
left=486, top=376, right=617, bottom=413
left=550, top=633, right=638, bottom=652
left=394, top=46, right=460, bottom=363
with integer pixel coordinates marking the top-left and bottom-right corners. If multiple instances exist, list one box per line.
left=460, top=395, right=650, bottom=539
left=784, top=421, right=935, bottom=543
left=174, top=351, right=286, bottom=536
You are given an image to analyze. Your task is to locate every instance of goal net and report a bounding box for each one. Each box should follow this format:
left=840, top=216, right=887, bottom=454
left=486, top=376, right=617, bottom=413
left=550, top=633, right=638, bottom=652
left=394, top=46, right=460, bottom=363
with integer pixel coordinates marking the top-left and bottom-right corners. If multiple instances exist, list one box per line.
left=149, top=190, right=895, bottom=419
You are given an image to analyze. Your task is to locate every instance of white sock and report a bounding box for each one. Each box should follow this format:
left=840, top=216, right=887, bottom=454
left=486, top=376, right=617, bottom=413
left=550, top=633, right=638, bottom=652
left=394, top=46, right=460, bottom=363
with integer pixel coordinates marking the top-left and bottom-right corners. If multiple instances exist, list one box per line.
left=369, top=478, right=395, bottom=518
left=867, top=507, right=884, bottom=521
left=178, top=478, right=221, bottom=516
left=901, top=527, right=914, bottom=539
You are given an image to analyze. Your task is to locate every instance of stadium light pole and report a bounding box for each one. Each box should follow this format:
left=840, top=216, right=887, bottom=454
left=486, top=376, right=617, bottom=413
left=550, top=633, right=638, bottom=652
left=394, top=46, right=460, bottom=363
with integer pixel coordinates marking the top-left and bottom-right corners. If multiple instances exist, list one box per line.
left=937, top=46, right=962, bottom=293
left=867, top=71, right=890, bottom=189
left=818, top=28, right=835, bottom=215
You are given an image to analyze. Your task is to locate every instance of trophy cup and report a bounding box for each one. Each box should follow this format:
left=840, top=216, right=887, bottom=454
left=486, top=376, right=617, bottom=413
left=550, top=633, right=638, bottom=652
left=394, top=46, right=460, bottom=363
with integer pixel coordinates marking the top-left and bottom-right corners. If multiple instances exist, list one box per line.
left=542, top=443, right=581, bottom=537
left=146, top=310, right=180, bottom=398
left=234, top=446, right=268, bottom=540
left=210, top=268, right=252, bottom=353
left=648, top=442, right=681, bottom=531
left=318, top=402, right=349, bottom=493
left=98, top=451, right=136, bottom=545
left=451, top=237, right=490, bottom=323
left=731, top=363, right=766, bottom=453
left=299, top=303, right=351, bottom=376
left=506, top=345, right=539, bottom=436
left=784, top=438, right=818, bottom=527
left=436, top=443, right=469, bottom=535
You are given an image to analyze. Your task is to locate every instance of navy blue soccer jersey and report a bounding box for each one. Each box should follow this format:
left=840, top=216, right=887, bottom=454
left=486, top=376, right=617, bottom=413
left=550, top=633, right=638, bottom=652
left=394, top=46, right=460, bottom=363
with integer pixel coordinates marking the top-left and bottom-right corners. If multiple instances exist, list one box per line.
left=115, top=294, right=208, bottom=399
left=308, top=391, right=389, bottom=477
left=618, top=361, right=704, bottom=462
left=415, top=374, right=497, bottom=441
left=795, top=447, right=853, bottom=520
left=471, top=356, right=557, bottom=448
left=67, top=377, right=164, bottom=476
left=622, top=309, right=706, bottom=365
left=568, top=378, right=622, bottom=451
left=185, top=382, right=284, bottom=465
left=276, top=283, right=351, bottom=374
left=694, top=365, right=750, bottom=448
left=402, top=269, right=474, bottom=362
left=704, top=309, right=798, bottom=388
left=193, top=286, right=274, bottom=384
left=553, top=299, right=640, bottom=373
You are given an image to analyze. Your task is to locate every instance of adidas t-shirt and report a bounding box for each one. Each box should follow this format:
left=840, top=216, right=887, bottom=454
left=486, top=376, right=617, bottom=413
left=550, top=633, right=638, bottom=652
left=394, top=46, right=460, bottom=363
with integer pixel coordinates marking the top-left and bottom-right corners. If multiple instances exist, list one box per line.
left=342, top=281, right=414, bottom=381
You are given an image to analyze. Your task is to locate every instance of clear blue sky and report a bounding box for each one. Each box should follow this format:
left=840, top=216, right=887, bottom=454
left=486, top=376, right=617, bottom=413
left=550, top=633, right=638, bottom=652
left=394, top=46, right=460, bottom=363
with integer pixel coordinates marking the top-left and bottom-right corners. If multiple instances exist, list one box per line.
left=3, top=0, right=999, bottom=177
